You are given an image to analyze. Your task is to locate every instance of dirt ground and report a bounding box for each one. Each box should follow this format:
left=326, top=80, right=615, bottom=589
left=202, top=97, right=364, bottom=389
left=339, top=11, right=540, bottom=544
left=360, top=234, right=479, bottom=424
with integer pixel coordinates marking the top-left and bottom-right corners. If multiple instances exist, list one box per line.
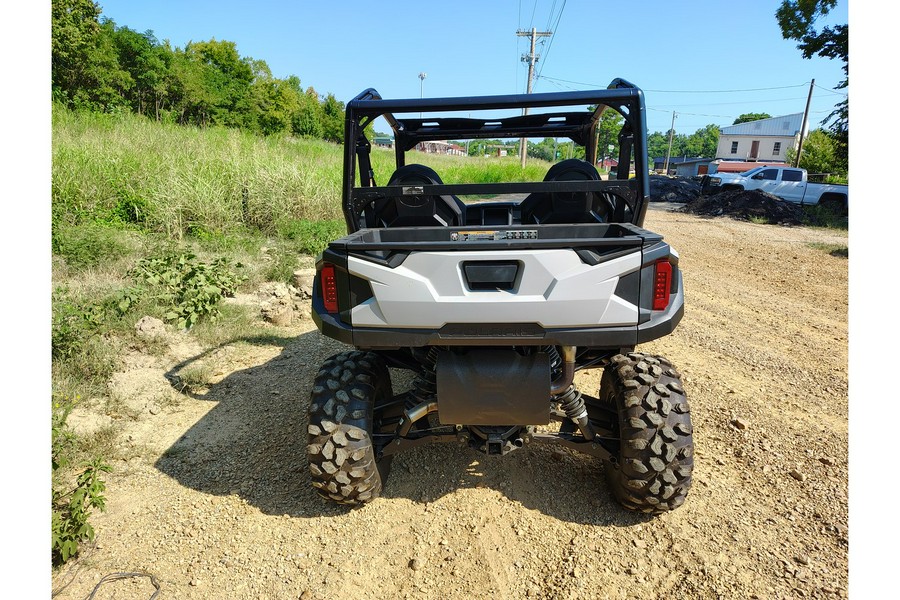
left=52, top=206, right=849, bottom=600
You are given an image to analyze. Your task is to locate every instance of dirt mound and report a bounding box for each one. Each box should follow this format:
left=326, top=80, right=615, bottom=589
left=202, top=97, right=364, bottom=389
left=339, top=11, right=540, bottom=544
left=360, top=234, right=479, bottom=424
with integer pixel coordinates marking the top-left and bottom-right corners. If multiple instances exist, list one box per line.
left=683, top=188, right=807, bottom=225
left=648, top=175, right=702, bottom=203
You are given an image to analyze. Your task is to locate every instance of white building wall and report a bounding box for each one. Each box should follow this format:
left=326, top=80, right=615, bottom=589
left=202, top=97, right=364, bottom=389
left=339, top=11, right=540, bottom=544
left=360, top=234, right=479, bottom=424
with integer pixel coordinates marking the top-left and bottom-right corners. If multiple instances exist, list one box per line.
left=715, top=134, right=799, bottom=161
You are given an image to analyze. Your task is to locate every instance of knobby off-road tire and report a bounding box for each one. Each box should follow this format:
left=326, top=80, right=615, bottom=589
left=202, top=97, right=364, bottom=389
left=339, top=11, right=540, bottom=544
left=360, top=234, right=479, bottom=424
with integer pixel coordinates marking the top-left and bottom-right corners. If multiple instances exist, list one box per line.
left=600, top=352, right=693, bottom=514
left=307, top=350, right=392, bottom=505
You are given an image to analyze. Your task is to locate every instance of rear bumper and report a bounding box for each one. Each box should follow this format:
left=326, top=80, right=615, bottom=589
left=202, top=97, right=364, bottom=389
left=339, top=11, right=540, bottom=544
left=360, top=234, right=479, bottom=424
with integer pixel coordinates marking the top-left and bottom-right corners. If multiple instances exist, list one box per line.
left=312, top=282, right=683, bottom=349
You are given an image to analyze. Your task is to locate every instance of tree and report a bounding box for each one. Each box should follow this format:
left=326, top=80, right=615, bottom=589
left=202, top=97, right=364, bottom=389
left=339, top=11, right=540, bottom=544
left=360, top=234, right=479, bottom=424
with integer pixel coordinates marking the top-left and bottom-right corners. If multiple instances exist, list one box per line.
left=292, top=87, right=325, bottom=138
left=181, top=40, right=255, bottom=128
left=785, top=129, right=839, bottom=175
left=105, top=22, right=167, bottom=116
left=167, top=46, right=216, bottom=125
left=733, top=113, right=771, bottom=125
left=683, top=124, right=720, bottom=158
left=646, top=131, right=670, bottom=164
left=52, top=0, right=131, bottom=110
left=595, top=108, right=624, bottom=166
left=320, top=93, right=345, bottom=143
left=52, top=0, right=103, bottom=100
left=528, top=138, right=556, bottom=162
left=776, top=1, right=847, bottom=171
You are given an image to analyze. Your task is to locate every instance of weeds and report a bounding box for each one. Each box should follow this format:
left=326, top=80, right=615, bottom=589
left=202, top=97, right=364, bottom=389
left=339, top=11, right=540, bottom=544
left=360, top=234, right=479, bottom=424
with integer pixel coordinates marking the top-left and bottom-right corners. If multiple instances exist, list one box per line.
left=130, top=251, right=246, bottom=330
left=172, top=363, right=214, bottom=393
left=276, top=219, right=345, bottom=256
left=801, top=204, right=848, bottom=230
left=809, top=242, right=849, bottom=258
left=52, top=105, right=554, bottom=239
left=52, top=396, right=111, bottom=565
left=262, top=246, right=301, bottom=284
left=52, top=223, right=128, bottom=270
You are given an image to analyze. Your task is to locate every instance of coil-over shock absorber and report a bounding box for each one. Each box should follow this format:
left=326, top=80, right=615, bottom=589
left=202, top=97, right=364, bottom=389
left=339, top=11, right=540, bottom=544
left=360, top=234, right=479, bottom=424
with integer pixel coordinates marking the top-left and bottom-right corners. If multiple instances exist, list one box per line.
left=549, top=346, right=596, bottom=441
left=555, top=385, right=596, bottom=441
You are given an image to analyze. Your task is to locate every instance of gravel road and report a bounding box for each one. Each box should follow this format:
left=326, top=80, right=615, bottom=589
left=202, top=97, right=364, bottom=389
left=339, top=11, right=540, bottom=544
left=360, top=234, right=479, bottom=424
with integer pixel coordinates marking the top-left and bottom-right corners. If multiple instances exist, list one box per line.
left=53, top=207, right=848, bottom=600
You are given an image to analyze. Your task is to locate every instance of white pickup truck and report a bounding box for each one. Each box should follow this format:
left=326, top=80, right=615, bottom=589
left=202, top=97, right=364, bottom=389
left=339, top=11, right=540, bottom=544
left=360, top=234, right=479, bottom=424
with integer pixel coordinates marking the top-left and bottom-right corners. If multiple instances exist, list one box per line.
left=701, top=166, right=848, bottom=210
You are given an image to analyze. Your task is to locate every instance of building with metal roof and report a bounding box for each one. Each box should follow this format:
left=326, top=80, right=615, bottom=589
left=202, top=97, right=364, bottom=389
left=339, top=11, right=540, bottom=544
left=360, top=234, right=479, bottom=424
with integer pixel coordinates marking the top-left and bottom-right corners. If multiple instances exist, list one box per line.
left=714, top=113, right=805, bottom=162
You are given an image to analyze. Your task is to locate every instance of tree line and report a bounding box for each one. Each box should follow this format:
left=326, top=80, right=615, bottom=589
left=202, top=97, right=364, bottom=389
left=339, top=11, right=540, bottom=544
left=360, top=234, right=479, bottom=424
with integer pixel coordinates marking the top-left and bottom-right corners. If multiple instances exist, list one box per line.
left=52, top=0, right=346, bottom=141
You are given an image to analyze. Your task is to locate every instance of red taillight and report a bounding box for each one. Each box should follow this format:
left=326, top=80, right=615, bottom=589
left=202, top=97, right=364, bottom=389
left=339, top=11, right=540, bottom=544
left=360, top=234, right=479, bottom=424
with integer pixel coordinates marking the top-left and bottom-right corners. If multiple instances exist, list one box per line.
left=652, top=260, right=672, bottom=310
left=320, top=263, right=339, bottom=313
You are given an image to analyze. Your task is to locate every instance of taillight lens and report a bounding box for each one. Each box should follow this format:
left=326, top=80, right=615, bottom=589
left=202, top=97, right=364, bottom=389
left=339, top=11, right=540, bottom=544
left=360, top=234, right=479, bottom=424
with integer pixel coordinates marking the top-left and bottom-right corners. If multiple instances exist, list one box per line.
left=320, top=263, right=339, bottom=313
left=652, top=260, right=672, bottom=310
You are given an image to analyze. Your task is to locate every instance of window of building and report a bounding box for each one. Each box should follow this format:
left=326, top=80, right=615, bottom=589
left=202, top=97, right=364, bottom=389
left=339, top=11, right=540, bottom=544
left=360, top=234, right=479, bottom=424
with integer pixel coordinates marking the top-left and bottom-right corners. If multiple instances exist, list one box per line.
left=773, top=142, right=781, bottom=156
left=730, top=141, right=738, bottom=154
left=761, top=169, right=778, bottom=180
left=782, top=169, right=803, bottom=182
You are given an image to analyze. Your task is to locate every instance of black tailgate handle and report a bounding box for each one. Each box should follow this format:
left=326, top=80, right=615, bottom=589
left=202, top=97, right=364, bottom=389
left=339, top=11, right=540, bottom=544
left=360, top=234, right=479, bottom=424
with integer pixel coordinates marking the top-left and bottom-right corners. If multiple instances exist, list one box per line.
left=462, top=260, right=521, bottom=291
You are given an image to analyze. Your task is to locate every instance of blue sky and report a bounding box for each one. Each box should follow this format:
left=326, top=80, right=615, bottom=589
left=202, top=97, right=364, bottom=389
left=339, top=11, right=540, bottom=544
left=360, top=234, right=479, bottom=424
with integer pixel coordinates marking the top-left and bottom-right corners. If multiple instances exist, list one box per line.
left=95, top=0, right=849, bottom=137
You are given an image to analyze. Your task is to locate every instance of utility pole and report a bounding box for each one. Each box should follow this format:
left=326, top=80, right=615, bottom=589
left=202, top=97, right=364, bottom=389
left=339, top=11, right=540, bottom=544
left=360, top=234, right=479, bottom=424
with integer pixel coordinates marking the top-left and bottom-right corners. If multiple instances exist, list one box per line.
left=794, top=78, right=815, bottom=168
left=517, top=27, right=552, bottom=167
left=663, top=111, right=677, bottom=175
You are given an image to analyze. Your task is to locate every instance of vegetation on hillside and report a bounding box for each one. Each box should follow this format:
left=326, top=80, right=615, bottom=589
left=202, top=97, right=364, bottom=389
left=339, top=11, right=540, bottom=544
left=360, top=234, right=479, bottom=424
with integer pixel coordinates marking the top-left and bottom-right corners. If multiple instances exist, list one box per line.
left=52, top=0, right=349, bottom=141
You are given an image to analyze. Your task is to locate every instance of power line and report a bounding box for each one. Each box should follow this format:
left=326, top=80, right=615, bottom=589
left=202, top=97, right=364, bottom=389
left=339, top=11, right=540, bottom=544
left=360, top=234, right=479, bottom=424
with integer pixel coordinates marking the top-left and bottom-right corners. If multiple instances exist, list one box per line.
left=646, top=106, right=733, bottom=119
left=544, top=0, right=558, bottom=32
left=535, top=0, right=566, bottom=87
left=651, top=96, right=810, bottom=108
left=813, top=82, right=848, bottom=96
left=538, top=75, right=811, bottom=94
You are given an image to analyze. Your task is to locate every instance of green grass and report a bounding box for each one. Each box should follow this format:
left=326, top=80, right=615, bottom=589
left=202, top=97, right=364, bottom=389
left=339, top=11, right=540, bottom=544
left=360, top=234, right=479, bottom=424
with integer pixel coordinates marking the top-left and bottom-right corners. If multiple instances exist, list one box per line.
left=808, top=242, right=849, bottom=258
left=801, top=204, right=848, bottom=230
left=53, top=105, right=554, bottom=241
left=53, top=106, right=345, bottom=237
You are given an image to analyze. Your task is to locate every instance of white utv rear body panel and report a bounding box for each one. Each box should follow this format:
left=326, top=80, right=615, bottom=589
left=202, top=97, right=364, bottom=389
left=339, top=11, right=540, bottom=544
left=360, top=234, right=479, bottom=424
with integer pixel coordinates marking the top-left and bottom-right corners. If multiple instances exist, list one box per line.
left=348, top=249, right=641, bottom=329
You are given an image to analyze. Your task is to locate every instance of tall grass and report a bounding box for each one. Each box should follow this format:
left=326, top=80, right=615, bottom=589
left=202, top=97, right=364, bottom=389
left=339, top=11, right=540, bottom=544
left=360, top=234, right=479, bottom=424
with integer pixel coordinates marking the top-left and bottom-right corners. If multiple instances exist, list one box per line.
left=53, top=106, right=344, bottom=237
left=53, top=105, right=553, bottom=239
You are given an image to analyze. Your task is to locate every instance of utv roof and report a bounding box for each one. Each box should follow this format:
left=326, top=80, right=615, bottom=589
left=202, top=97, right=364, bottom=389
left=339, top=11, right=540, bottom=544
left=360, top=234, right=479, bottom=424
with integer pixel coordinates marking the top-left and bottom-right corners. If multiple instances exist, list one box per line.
left=341, top=78, right=652, bottom=232
left=346, top=78, right=649, bottom=156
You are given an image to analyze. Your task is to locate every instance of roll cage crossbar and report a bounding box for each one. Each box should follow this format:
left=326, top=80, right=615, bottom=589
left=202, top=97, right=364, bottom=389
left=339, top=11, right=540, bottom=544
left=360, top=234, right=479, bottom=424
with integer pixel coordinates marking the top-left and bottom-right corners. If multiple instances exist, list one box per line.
left=341, top=78, right=650, bottom=233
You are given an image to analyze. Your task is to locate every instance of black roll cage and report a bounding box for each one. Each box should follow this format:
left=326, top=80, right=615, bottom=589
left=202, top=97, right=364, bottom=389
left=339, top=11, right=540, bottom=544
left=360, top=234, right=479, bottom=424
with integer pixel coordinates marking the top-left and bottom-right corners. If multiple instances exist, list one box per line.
left=341, top=78, right=651, bottom=233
